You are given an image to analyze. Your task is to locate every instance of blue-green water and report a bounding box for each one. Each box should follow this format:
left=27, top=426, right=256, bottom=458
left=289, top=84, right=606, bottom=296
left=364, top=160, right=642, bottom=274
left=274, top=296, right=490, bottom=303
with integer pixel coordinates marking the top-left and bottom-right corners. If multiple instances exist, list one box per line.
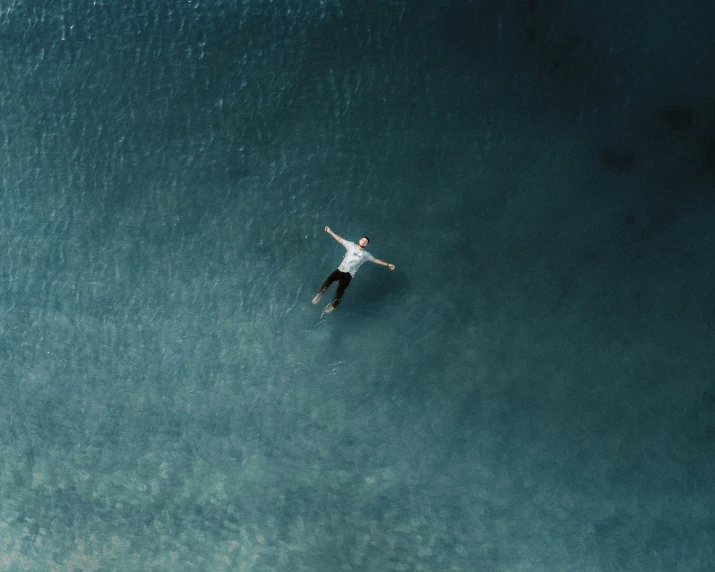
left=1, top=1, right=714, bottom=570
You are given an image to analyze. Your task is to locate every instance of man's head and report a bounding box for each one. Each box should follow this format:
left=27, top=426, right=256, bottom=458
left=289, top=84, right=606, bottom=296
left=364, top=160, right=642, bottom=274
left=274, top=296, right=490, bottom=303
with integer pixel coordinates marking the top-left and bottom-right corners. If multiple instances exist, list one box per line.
left=358, top=236, right=370, bottom=249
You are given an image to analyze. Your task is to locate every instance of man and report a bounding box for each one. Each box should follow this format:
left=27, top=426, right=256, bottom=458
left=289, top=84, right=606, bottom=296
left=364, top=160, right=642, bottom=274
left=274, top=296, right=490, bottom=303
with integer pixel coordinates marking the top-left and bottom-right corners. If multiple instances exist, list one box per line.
left=313, top=226, right=395, bottom=312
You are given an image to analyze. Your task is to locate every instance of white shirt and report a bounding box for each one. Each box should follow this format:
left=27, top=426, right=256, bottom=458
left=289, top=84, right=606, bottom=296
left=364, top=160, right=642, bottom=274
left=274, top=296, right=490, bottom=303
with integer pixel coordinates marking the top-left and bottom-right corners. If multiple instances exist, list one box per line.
left=338, top=240, right=375, bottom=276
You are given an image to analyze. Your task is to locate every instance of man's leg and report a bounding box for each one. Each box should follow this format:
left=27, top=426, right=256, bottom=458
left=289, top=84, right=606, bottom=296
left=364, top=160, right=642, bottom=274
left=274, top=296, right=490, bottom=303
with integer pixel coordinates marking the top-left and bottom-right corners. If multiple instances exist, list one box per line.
left=326, top=272, right=352, bottom=312
left=313, top=269, right=341, bottom=304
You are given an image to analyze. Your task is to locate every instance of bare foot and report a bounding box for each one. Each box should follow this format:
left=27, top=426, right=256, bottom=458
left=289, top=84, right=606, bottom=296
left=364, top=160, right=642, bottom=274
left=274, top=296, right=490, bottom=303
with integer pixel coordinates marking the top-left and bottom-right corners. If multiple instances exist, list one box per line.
left=325, top=303, right=335, bottom=313
left=312, top=293, right=322, bottom=304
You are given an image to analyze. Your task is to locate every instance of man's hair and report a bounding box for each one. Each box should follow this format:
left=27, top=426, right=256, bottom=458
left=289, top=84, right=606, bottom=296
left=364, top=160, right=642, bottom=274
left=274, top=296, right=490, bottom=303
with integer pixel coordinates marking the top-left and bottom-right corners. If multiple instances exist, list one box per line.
left=361, top=236, right=370, bottom=244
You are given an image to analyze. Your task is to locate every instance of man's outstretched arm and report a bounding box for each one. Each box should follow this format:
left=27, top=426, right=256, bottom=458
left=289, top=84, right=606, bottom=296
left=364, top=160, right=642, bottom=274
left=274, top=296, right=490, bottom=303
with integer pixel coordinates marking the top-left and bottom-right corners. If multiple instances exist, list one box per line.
left=324, top=226, right=344, bottom=243
left=374, top=258, right=395, bottom=271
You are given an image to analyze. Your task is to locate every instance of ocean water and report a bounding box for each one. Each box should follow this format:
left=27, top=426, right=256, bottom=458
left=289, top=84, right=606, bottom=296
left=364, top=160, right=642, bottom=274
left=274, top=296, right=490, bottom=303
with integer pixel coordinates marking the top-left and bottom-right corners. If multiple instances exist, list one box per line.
left=1, top=1, right=714, bottom=570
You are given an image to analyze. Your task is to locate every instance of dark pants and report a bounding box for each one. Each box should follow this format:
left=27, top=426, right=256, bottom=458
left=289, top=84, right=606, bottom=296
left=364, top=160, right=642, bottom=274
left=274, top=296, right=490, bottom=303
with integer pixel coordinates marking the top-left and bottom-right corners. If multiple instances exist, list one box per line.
left=319, top=269, right=352, bottom=307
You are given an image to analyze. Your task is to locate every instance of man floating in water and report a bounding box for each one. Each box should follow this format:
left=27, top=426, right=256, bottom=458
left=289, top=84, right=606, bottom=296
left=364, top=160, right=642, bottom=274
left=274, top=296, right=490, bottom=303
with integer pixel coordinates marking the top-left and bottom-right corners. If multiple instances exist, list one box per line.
left=313, top=226, right=395, bottom=312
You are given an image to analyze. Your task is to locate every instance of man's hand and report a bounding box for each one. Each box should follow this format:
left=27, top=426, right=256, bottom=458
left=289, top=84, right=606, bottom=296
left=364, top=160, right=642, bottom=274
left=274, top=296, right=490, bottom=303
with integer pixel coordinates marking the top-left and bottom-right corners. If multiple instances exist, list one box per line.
left=324, top=226, right=343, bottom=243
left=388, top=264, right=395, bottom=271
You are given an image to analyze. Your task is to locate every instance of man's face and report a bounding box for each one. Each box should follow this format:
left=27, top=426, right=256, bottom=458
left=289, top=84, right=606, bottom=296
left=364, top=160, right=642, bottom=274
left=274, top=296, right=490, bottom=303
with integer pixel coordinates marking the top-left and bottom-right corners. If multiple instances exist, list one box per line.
left=358, top=237, right=369, bottom=249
